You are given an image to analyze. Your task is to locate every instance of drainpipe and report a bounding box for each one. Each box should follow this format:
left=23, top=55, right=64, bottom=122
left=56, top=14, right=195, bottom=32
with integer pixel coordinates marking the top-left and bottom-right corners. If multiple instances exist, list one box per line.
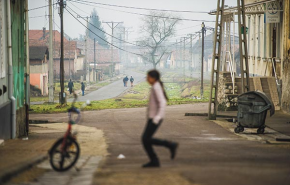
left=25, top=0, right=30, bottom=107
left=25, top=0, right=30, bottom=136
left=7, top=0, right=16, bottom=139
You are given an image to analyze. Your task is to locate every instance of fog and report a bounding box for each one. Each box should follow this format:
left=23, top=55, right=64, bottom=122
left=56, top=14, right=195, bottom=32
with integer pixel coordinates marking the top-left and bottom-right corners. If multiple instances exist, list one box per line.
left=28, top=0, right=236, bottom=40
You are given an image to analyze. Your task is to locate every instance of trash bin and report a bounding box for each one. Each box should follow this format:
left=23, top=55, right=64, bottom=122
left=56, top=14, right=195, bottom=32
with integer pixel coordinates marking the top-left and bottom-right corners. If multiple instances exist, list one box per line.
left=235, top=90, right=275, bottom=134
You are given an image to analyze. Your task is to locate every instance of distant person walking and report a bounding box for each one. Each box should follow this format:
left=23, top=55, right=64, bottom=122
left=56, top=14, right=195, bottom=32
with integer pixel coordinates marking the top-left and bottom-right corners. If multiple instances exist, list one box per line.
left=142, top=69, right=178, bottom=168
left=130, top=76, right=134, bottom=87
left=123, top=76, right=129, bottom=87
left=68, top=79, right=74, bottom=94
left=81, top=82, right=85, bottom=96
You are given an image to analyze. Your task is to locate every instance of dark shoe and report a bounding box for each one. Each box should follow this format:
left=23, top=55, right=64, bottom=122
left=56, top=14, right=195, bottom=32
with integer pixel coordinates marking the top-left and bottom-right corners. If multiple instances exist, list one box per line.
left=170, top=142, right=179, bottom=160
left=142, top=161, right=160, bottom=168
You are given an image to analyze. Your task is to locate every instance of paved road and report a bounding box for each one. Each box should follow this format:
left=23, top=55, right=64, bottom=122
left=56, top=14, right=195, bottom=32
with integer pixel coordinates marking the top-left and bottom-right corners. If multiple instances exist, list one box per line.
left=5, top=156, right=101, bottom=185
left=69, top=70, right=145, bottom=102
left=31, top=103, right=290, bottom=185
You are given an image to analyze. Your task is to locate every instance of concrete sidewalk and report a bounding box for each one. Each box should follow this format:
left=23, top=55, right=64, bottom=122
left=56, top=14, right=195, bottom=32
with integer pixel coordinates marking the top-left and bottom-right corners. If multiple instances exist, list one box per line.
left=185, top=103, right=290, bottom=137
left=0, top=126, right=59, bottom=183
left=266, top=111, right=290, bottom=136
left=217, top=110, right=290, bottom=136
left=0, top=123, right=107, bottom=184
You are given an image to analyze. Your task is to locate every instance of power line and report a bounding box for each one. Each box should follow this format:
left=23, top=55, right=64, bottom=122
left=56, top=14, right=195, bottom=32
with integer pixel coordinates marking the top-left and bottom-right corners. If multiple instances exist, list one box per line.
left=65, top=7, right=145, bottom=57
left=68, top=5, right=198, bottom=51
left=28, top=3, right=58, bottom=11
left=69, top=0, right=90, bottom=15
left=67, top=5, right=145, bottom=47
left=29, top=15, right=47, bottom=19
left=70, top=1, right=216, bottom=23
left=176, top=24, right=200, bottom=31
left=70, top=0, right=208, bottom=14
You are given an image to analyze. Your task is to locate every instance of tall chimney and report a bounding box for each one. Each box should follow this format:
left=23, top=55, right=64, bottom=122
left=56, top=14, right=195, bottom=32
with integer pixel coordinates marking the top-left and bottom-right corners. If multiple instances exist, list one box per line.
left=43, top=27, right=46, bottom=39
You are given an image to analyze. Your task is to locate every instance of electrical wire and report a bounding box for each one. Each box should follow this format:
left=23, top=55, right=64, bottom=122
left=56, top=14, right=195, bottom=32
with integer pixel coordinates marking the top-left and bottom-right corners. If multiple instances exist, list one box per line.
left=66, top=5, right=145, bottom=47
left=70, top=1, right=216, bottom=23
left=65, top=7, right=145, bottom=57
left=176, top=24, right=201, bottom=31
left=28, top=3, right=58, bottom=11
left=69, top=0, right=208, bottom=14
left=29, top=15, right=47, bottom=19
left=69, top=0, right=90, bottom=15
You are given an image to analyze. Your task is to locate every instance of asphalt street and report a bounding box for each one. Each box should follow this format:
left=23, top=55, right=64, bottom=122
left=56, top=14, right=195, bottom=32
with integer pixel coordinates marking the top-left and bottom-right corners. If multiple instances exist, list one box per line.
left=30, top=103, right=290, bottom=185
left=69, top=70, right=145, bottom=102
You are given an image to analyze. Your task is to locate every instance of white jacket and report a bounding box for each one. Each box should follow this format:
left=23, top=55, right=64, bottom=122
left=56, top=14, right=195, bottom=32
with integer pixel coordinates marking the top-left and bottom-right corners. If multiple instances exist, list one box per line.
left=147, top=81, right=167, bottom=123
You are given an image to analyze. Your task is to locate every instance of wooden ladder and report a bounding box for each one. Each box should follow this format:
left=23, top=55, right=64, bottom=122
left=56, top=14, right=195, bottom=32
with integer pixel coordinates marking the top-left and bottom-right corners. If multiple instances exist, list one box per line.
left=208, top=0, right=250, bottom=120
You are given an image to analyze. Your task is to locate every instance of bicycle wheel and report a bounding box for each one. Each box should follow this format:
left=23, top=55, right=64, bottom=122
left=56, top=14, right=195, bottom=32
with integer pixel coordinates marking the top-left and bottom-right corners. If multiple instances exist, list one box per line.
left=49, top=136, right=80, bottom=172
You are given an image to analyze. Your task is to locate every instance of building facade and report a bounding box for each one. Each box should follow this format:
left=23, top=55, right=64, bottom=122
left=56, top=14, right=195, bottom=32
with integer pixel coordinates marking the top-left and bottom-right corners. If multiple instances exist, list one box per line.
left=244, top=0, right=290, bottom=113
left=0, top=0, right=29, bottom=139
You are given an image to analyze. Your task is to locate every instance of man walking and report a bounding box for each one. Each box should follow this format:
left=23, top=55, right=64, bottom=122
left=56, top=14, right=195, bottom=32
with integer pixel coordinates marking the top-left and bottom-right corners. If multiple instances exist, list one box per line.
left=123, top=77, right=126, bottom=87
left=130, top=76, right=134, bottom=87
left=81, top=82, right=85, bottom=96
left=68, top=79, right=74, bottom=94
left=123, top=76, right=129, bottom=87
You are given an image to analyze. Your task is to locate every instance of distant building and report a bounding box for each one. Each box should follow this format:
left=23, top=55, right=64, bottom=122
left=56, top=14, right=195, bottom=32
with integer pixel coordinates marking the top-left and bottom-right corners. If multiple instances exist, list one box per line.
left=29, top=29, right=83, bottom=80
left=77, top=38, right=121, bottom=79
left=29, top=46, right=49, bottom=96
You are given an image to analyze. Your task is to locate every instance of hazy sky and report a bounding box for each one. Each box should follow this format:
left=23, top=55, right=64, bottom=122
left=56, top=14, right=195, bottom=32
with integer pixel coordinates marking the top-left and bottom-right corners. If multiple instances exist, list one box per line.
left=28, top=0, right=237, bottom=43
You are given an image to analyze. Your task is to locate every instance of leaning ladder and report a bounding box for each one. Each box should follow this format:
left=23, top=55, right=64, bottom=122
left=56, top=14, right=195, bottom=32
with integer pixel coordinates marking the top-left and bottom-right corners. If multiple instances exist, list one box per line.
left=208, top=0, right=250, bottom=120
left=237, top=0, right=250, bottom=93
left=208, top=0, right=225, bottom=120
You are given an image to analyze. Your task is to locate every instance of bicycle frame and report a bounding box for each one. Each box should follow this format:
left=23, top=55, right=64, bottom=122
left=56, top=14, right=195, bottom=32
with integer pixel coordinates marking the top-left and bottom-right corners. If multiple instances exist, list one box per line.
left=60, top=124, right=73, bottom=153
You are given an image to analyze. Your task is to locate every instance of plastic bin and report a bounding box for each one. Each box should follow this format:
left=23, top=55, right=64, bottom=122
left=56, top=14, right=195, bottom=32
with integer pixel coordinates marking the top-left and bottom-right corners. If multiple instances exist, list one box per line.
left=235, top=90, right=275, bottom=134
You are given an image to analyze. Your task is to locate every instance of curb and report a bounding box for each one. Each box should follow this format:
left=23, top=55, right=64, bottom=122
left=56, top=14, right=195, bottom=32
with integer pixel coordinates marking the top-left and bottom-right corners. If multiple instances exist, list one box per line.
left=0, top=155, right=48, bottom=184
left=212, top=119, right=290, bottom=145
left=0, top=140, right=4, bottom=146
left=29, top=120, right=49, bottom=124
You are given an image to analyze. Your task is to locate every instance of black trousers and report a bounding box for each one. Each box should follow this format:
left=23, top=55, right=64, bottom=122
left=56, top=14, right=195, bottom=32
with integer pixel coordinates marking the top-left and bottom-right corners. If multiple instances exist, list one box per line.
left=142, top=119, right=172, bottom=162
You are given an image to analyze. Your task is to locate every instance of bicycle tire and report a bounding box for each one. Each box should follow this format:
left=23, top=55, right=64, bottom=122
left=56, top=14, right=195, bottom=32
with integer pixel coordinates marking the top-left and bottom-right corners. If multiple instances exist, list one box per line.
left=49, top=136, right=80, bottom=172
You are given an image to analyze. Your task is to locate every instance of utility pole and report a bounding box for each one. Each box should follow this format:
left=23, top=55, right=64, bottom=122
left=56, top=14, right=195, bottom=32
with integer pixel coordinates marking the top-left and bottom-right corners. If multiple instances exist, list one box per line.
left=103, top=21, right=123, bottom=77
left=77, top=16, right=90, bottom=82
left=175, top=39, right=178, bottom=69
left=94, top=38, right=96, bottom=82
left=181, top=37, right=187, bottom=81
left=201, top=22, right=205, bottom=99
left=188, top=34, right=194, bottom=78
left=179, top=39, right=182, bottom=69
left=48, top=0, right=54, bottom=103
left=69, top=38, right=71, bottom=79
left=123, top=27, right=133, bottom=69
left=59, top=0, right=65, bottom=104
left=86, top=17, right=89, bottom=83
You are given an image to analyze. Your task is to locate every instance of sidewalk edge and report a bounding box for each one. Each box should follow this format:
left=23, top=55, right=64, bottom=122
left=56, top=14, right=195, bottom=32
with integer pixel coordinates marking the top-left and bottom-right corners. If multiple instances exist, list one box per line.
left=0, top=155, right=47, bottom=184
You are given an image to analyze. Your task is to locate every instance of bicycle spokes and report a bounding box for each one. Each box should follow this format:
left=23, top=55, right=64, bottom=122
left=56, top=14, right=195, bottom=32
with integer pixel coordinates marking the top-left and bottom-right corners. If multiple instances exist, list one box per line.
left=49, top=137, right=80, bottom=172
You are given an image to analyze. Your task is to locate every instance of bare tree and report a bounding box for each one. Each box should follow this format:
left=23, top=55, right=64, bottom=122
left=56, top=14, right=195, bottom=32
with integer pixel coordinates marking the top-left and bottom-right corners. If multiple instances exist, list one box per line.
left=139, top=11, right=180, bottom=69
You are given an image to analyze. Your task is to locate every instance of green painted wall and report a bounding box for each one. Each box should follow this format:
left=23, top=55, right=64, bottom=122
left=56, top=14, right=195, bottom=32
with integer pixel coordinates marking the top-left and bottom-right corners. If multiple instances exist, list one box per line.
left=10, top=0, right=26, bottom=109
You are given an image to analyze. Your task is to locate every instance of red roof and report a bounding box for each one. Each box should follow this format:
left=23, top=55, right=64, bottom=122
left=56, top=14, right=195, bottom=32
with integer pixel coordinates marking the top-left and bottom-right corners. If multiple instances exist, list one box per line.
left=29, top=29, right=69, bottom=43
left=29, top=29, right=76, bottom=59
